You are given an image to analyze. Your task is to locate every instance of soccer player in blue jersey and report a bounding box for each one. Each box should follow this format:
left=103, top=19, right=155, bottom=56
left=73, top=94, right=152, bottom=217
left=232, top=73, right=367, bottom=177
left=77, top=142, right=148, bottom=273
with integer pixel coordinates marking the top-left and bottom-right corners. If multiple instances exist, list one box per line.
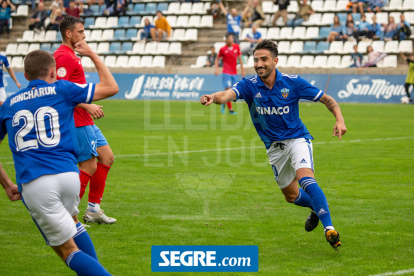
left=200, top=40, right=347, bottom=250
left=0, top=43, right=118, bottom=275
left=0, top=51, right=21, bottom=106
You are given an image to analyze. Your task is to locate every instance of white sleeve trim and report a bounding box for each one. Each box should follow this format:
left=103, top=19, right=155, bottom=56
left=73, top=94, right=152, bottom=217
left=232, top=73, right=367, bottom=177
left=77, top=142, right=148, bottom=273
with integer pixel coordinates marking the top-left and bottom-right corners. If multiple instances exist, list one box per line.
left=86, top=83, right=93, bottom=103
left=313, top=90, right=322, bottom=101
left=232, top=87, right=240, bottom=97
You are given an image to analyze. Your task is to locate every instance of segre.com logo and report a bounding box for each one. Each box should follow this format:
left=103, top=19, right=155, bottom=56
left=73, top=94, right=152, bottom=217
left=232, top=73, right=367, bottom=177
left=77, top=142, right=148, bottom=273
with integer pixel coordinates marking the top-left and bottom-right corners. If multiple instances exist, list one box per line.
left=151, top=245, right=258, bottom=272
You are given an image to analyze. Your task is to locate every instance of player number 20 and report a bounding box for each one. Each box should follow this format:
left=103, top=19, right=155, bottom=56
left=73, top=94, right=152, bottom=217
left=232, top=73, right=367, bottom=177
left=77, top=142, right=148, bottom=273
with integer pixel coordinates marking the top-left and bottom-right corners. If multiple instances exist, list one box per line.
left=12, top=107, right=61, bottom=152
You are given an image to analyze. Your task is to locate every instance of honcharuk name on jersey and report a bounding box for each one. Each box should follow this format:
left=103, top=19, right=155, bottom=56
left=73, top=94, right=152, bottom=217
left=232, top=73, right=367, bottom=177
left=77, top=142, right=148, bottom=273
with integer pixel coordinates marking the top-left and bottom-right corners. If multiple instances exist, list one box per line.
left=256, top=106, right=290, bottom=115
left=10, top=87, right=57, bottom=106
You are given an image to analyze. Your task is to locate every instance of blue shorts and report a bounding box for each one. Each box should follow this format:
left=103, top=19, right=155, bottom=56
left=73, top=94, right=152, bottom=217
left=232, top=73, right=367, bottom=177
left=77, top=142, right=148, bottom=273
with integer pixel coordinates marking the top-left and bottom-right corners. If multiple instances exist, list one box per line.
left=75, top=125, right=108, bottom=163
left=222, top=73, right=238, bottom=89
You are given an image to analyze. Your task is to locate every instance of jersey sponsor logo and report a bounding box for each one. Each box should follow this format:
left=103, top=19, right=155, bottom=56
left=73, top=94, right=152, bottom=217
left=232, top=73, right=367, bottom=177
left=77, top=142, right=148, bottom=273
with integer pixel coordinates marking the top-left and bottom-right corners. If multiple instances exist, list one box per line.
left=255, top=105, right=289, bottom=115
left=281, top=88, right=289, bottom=98
left=57, top=67, right=67, bottom=78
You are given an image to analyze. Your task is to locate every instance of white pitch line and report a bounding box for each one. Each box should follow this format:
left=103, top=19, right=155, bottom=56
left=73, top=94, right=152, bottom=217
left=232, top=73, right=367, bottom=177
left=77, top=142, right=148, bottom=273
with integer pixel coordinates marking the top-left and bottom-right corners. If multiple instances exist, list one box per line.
left=113, top=136, right=414, bottom=158
left=370, top=268, right=414, bottom=276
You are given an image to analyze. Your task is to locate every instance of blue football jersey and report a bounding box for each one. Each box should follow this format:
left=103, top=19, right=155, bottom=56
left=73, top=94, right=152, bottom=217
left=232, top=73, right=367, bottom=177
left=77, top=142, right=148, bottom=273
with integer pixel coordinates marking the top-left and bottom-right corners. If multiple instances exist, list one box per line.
left=0, top=52, right=10, bottom=88
left=232, top=70, right=324, bottom=149
left=0, top=79, right=95, bottom=188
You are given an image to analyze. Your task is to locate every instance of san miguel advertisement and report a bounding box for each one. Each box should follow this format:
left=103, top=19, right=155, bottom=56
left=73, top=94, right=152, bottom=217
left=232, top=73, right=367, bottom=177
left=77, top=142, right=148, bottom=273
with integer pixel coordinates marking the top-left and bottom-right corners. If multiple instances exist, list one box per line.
left=2, top=73, right=410, bottom=104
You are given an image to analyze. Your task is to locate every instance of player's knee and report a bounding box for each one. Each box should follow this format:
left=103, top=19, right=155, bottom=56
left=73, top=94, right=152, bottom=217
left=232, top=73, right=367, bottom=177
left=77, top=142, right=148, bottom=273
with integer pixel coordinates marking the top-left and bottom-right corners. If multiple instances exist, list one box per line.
left=79, top=159, right=97, bottom=175
left=100, top=154, right=114, bottom=167
left=284, top=194, right=297, bottom=203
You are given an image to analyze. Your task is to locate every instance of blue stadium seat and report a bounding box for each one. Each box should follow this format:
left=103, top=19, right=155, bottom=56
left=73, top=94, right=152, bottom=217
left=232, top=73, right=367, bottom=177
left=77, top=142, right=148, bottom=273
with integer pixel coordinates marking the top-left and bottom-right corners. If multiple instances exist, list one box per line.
left=301, top=41, right=316, bottom=54
left=352, top=13, right=361, bottom=23
left=55, top=32, right=62, bottom=42
left=84, top=17, right=95, bottom=29
left=118, top=16, right=129, bottom=27
left=145, top=3, right=157, bottom=14
left=128, top=16, right=141, bottom=27
left=125, top=29, right=137, bottom=39
left=116, top=42, right=133, bottom=54
left=107, top=42, right=121, bottom=54
left=98, top=5, right=105, bottom=13
left=51, top=43, right=60, bottom=53
left=157, top=3, right=168, bottom=12
left=128, top=3, right=133, bottom=10
left=113, top=29, right=125, bottom=40
left=130, top=3, right=145, bottom=15
left=312, top=41, right=330, bottom=54
left=337, top=13, right=347, bottom=24
left=318, top=27, right=331, bottom=39
left=40, top=43, right=51, bottom=53
left=90, top=5, right=99, bottom=14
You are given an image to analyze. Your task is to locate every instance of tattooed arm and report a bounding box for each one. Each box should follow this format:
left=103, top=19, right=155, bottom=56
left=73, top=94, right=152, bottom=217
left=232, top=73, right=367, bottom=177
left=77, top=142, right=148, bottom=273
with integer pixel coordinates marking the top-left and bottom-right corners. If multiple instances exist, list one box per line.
left=319, top=94, right=347, bottom=140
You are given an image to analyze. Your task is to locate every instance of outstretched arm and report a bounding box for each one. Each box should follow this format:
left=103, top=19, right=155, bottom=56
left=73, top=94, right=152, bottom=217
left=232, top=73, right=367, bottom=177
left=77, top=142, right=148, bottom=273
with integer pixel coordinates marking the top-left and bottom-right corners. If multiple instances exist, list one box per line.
left=6, top=68, right=21, bottom=88
left=319, top=94, right=347, bottom=140
left=219, top=1, right=228, bottom=16
left=200, top=89, right=237, bottom=105
left=400, top=52, right=407, bottom=60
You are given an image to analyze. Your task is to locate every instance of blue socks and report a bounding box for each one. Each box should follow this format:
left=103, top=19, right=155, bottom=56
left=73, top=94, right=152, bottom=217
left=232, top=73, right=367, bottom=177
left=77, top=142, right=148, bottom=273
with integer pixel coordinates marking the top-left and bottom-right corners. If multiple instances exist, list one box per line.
left=298, top=177, right=333, bottom=228
left=65, top=250, right=111, bottom=276
left=73, top=222, right=98, bottom=261
left=291, top=188, right=313, bottom=209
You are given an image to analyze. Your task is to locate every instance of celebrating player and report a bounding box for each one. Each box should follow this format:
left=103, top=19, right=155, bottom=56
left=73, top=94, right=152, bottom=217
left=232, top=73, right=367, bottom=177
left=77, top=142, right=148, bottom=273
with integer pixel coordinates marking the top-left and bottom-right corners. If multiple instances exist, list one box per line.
left=215, top=33, right=245, bottom=115
left=201, top=40, right=347, bottom=250
left=0, top=48, right=118, bottom=274
left=0, top=51, right=21, bottom=106
left=54, top=16, right=116, bottom=224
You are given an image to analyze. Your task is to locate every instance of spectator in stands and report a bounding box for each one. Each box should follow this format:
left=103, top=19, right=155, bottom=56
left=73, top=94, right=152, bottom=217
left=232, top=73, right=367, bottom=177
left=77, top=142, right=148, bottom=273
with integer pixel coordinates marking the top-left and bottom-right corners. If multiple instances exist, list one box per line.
left=400, top=52, right=414, bottom=102
left=371, top=15, right=381, bottom=40
left=343, top=21, right=357, bottom=41
left=365, top=45, right=387, bottom=67
left=350, top=45, right=363, bottom=67
left=352, top=0, right=367, bottom=16
left=355, top=14, right=373, bottom=39
left=383, top=16, right=397, bottom=41
left=65, top=1, right=83, bottom=18
left=286, top=0, right=314, bottom=28
left=154, top=10, right=171, bottom=42
left=272, top=0, right=289, bottom=26
left=46, top=8, right=64, bottom=31
left=97, top=0, right=105, bottom=12
left=29, top=2, right=48, bottom=33
left=242, top=24, right=262, bottom=55
left=367, top=0, right=384, bottom=12
left=49, top=0, right=64, bottom=13
left=396, top=14, right=411, bottom=41
left=112, top=0, right=128, bottom=16
left=327, top=15, right=344, bottom=42
left=219, top=1, right=242, bottom=44
left=0, top=0, right=15, bottom=39
left=141, top=18, right=156, bottom=41
left=83, top=0, right=97, bottom=15
left=205, top=46, right=217, bottom=67
left=21, top=0, right=35, bottom=11
left=242, top=0, right=265, bottom=27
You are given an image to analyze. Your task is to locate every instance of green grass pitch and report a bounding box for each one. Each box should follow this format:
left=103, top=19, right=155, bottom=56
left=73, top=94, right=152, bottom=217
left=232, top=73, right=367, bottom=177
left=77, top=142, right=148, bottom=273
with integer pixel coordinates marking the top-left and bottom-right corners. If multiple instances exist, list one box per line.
left=0, top=100, right=413, bottom=276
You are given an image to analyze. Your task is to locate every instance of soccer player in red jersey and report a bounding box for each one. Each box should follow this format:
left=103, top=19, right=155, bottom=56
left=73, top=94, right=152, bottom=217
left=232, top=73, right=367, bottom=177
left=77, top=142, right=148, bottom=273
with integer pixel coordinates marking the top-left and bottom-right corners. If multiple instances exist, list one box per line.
left=215, top=33, right=245, bottom=115
left=54, top=16, right=116, bottom=224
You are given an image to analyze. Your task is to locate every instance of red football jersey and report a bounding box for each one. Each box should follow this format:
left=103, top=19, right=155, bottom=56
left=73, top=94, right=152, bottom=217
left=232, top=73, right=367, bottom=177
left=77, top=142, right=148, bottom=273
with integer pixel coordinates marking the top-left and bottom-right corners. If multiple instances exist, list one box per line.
left=53, top=45, right=94, bottom=127
left=218, top=43, right=241, bottom=75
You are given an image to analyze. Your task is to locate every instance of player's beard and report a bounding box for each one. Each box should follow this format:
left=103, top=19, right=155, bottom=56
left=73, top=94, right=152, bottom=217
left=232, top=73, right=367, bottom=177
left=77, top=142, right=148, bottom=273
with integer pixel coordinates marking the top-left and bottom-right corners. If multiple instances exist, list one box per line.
left=255, top=62, right=274, bottom=79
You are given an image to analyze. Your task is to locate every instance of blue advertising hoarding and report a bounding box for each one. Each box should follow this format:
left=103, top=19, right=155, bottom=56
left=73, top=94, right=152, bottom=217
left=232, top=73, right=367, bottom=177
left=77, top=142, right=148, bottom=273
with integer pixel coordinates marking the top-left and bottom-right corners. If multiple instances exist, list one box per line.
left=2, top=72, right=409, bottom=104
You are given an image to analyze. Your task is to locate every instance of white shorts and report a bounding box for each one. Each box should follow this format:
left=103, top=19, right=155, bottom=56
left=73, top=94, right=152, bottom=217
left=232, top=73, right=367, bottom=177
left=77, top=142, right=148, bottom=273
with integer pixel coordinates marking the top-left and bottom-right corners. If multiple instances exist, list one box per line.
left=267, top=138, right=314, bottom=189
left=0, top=87, right=6, bottom=102
left=20, top=172, right=80, bottom=246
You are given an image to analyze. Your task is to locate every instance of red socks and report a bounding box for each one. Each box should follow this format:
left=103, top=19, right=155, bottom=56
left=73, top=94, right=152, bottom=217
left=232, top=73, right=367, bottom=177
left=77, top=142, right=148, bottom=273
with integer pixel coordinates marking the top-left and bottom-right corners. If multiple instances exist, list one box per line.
left=88, top=163, right=111, bottom=204
left=226, top=102, right=232, bottom=110
left=79, top=170, right=92, bottom=199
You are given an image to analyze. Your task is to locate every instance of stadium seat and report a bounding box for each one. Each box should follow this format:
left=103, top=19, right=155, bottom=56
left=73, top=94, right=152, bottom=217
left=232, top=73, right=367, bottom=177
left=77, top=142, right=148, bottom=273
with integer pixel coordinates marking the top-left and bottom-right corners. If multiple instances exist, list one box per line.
left=277, top=55, right=287, bottom=67
left=11, top=56, right=23, bottom=68
left=140, top=56, right=153, bottom=67
left=389, top=12, right=401, bottom=21
left=326, top=41, right=343, bottom=54
left=240, top=28, right=251, bottom=41
left=6, top=43, right=17, bottom=55
left=191, top=56, right=207, bottom=68
left=258, top=28, right=268, bottom=39
left=384, top=0, right=402, bottom=10
left=300, top=55, right=314, bottom=68
left=325, top=55, right=341, bottom=68
left=127, top=42, right=145, bottom=54
left=144, top=41, right=158, bottom=54
left=339, top=55, right=353, bottom=68
left=243, top=55, right=253, bottom=68
left=262, top=1, right=275, bottom=12
left=313, top=55, right=328, bottom=68
left=28, top=43, right=40, bottom=53
left=214, top=42, right=225, bottom=53
left=13, top=5, right=28, bottom=17
left=140, top=16, right=153, bottom=27
left=169, top=42, right=182, bottom=55
left=320, top=13, right=334, bottom=25
left=127, top=56, right=141, bottom=68
left=385, top=41, right=399, bottom=53
left=301, top=41, right=316, bottom=53
left=399, top=40, right=413, bottom=53
left=51, top=43, right=60, bottom=53
left=117, top=16, right=129, bottom=28
left=365, top=12, right=375, bottom=24
left=90, top=30, right=102, bottom=41
left=317, top=27, right=331, bottom=39
left=286, top=55, right=301, bottom=68
left=182, top=29, right=196, bottom=41
left=323, top=1, right=336, bottom=11
left=106, top=17, right=118, bottom=28
left=311, top=0, right=323, bottom=11
left=33, top=31, right=45, bottom=42
left=107, top=42, right=121, bottom=54
left=337, top=13, right=347, bottom=24
left=305, top=27, right=319, bottom=39
left=17, top=30, right=33, bottom=42
left=156, top=42, right=170, bottom=54
left=89, top=4, right=99, bottom=14
left=171, top=29, right=185, bottom=41
left=287, top=0, right=298, bottom=12
left=191, top=2, right=204, bottom=15
left=290, top=41, right=304, bottom=53
left=104, top=56, right=117, bottom=67
left=128, top=3, right=144, bottom=15
left=166, top=15, right=177, bottom=27
left=55, top=32, right=62, bottom=42
left=372, top=41, right=385, bottom=53
left=402, top=0, right=414, bottom=10
left=153, top=56, right=166, bottom=68
left=157, top=3, right=169, bottom=13
left=352, top=13, right=361, bottom=23
left=202, top=2, right=210, bottom=14
left=145, top=3, right=157, bottom=14
left=125, top=29, right=137, bottom=40
left=405, top=12, right=414, bottom=24
left=81, top=56, right=93, bottom=68
left=44, top=31, right=57, bottom=42
left=115, top=56, right=129, bottom=68
left=84, top=17, right=95, bottom=29
left=118, top=42, right=133, bottom=54
left=180, top=2, right=192, bottom=14
left=279, top=27, right=293, bottom=39
left=376, top=13, right=388, bottom=25
left=97, top=42, right=109, bottom=54
left=102, top=29, right=114, bottom=41
left=312, top=41, right=329, bottom=54
left=87, top=43, right=97, bottom=52
left=188, top=15, right=201, bottom=27
left=277, top=41, right=290, bottom=54
left=165, top=2, right=180, bottom=14
left=342, top=41, right=357, bottom=53
left=378, top=55, right=397, bottom=68
left=176, top=15, right=189, bottom=27
left=292, top=27, right=306, bottom=39
left=91, top=17, right=106, bottom=29
left=200, top=15, right=213, bottom=28
left=128, top=16, right=141, bottom=27
left=302, top=13, right=322, bottom=26
left=16, top=43, right=28, bottom=55
left=40, top=43, right=51, bottom=53
left=113, top=29, right=125, bottom=41
left=267, top=27, right=279, bottom=39
left=336, top=1, right=349, bottom=11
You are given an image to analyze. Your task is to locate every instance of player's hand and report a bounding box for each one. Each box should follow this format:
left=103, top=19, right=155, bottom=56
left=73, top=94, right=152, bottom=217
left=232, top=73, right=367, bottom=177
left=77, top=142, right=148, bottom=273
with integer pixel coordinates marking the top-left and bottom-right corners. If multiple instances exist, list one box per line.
left=5, top=185, right=21, bottom=201
left=200, top=94, right=215, bottom=106
left=333, top=120, right=347, bottom=141
left=215, top=68, right=219, bottom=76
left=74, top=40, right=94, bottom=57
left=16, top=82, right=21, bottom=89
left=84, top=104, right=105, bottom=119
